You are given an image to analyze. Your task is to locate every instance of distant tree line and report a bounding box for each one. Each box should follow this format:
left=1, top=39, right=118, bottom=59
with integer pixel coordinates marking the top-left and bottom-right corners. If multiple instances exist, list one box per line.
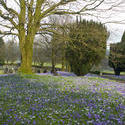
left=0, top=38, right=20, bottom=65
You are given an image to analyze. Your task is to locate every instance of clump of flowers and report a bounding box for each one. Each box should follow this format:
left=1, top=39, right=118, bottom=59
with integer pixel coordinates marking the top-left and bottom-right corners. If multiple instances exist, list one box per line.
left=0, top=75, right=125, bottom=125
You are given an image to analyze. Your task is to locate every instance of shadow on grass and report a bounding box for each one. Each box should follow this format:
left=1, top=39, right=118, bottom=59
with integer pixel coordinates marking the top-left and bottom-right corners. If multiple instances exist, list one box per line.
left=102, top=75, right=125, bottom=83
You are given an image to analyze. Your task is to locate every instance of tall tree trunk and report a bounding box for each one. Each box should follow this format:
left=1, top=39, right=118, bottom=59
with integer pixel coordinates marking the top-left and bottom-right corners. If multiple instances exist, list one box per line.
left=114, top=68, right=120, bottom=76
left=61, top=48, right=65, bottom=71
left=66, top=62, right=71, bottom=72
left=51, top=46, right=56, bottom=73
left=18, top=34, right=34, bottom=74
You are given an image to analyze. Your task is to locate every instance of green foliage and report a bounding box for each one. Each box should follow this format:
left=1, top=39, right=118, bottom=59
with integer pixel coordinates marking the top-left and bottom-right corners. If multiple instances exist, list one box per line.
left=121, top=31, right=125, bottom=44
left=65, top=20, right=109, bottom=75
left=109, top=31, right=125, bottom=75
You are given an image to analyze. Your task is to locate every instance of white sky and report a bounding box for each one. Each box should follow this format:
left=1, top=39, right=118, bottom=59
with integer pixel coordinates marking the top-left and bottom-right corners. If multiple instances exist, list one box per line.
left=1, top=0, right=125, bottom=45
left=106, top=24, right=125, bottom=43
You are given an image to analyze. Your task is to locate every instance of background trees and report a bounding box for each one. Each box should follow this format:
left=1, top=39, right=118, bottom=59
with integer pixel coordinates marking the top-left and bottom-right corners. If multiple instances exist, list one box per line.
left=33, top=36, right=51, bottom=67
left=0, top=37, right=5, bottom=65
left=109, top=31, right=125, bottom=75
left=65, top=20, right=109, bottom=75
left=0, top=0, right=121, bottom=74
left=4, top=39, right=20, bottom=64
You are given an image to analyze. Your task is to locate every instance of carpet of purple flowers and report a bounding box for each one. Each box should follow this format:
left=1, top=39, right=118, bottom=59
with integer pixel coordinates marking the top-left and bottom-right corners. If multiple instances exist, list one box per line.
left=0, top=74, right=125, bottom=125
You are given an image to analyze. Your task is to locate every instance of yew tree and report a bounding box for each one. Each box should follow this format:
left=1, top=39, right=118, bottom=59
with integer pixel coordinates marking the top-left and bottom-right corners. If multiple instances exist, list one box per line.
left=0, top=0, right=121, bottom=73
left=65, top=20, right=109, bottom=75
left=109, top=31, right=125, bottom=75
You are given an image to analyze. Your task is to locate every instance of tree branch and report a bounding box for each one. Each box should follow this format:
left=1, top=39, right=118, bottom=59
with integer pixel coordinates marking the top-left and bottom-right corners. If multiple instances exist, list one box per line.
left=0, top=11, right=18, bottom=29
left=85, top=0, right=105, bottom=11
left=0, top=23, right=14, bottom=29
left=0, top=0, right=19, bottom=17
left=0, top=30, right=18, bottom=36
left=40, top=0, right=76, bottom=19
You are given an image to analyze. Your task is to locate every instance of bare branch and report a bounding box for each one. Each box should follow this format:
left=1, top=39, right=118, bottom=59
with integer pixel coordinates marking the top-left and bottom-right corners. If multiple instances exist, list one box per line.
left=0, top=0, right=19, bottom=16
left=0, top=30, right=18, bottom=36
left=40, top=0, right=76, bottom=19
left=0, top=23, right=14, bottom=29
left=86, top=0, right=105, bottom=11
left=79, top=0, right=99, bottom=12
left=13, top=0, right=20, bottom=7
left=0, top=11, right=18, bottom=29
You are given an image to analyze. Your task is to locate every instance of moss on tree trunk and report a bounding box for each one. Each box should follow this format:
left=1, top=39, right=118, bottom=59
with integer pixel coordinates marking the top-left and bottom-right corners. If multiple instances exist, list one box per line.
left=18, top=33, right=34, bottom=74
left=19, top=46, right=33, bottom=74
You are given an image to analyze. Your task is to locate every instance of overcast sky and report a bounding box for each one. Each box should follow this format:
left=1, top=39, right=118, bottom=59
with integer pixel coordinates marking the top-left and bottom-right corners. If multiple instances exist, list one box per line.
left=107, top=23, right=125, bottom=43
left=1, top=0, right=125, bottom=45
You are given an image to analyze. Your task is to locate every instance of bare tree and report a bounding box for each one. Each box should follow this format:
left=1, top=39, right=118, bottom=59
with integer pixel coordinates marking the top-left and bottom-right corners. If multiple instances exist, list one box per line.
left=0, top=0, right=122, bottom=73
left=47, top=15, right=71, bottom=72
left=5, top=39, right=20, bottom=64
left=33, top=35, right=51, bottom=66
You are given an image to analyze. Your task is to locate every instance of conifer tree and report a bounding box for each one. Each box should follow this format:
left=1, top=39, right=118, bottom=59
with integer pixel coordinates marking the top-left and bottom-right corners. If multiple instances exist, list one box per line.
left=65, top=20, right=109, bottom=75
left=109, top=31, right=125, bottom=75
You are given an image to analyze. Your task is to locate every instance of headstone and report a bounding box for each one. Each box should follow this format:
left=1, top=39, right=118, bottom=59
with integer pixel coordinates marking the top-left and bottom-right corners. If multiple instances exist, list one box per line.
left=9, top=68, right=13, bottom=73
left=43, top=69, right=47, bottom=73
left=4, top=67, right=8, bottom=74
left=37, top=69, right=41, bottom=73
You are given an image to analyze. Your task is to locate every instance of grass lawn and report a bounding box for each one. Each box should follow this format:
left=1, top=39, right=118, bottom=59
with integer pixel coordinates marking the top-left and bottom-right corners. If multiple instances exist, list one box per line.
left=0, top=74, right=125, bottom=125
left=0, top=70, right=4, bottom=74
left=102, top=70, right=125, bottom=75
left=43, top=63, right=63, bottom=69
